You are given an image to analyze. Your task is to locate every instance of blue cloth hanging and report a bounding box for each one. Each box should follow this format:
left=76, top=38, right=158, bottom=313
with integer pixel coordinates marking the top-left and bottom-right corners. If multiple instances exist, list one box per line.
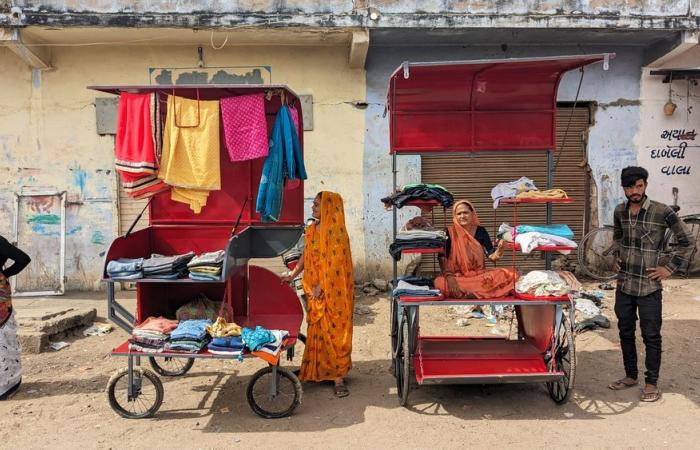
left=256, top=106, right=307, bottom=222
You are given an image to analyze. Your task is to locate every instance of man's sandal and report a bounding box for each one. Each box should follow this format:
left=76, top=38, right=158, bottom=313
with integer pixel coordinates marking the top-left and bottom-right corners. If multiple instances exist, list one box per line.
left=608, top=378, right=638, bottom=390
left=640, top=388, right=660, bottom=402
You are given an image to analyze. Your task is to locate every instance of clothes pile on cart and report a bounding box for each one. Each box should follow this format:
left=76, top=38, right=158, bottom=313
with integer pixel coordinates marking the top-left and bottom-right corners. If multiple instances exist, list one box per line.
left=490, top=176, right=568, bottom=208
left=187, top=250, right=225, bottom=281
left=515, top=270, right=581, bottom=297
left=392, top=277, right=442, bottom=298
left=389, top=217, right=447, bottom=261
left=498, top=223, right=578, bottom=254
left=382, top=183, right=454, bottom=209
left=128, top=317, right=179, bottom=353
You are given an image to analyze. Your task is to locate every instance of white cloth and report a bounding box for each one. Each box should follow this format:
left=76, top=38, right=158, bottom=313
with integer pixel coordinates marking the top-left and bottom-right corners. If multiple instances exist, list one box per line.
left=514, top=232, right=577, bottom=255
left=395, top=280, right=431, bottom=291
left=491, top=176, right=538, bottom=208
left=575, top=298, right=601, bottom=319
left=0, top=310, right=22, bottom=397
left=515, top=270, right=569, bottom=297
left=258, top=330, right=289, bottom=356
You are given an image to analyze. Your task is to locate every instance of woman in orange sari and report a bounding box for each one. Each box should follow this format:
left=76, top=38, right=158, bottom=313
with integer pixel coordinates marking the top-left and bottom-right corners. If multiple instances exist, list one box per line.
left=282, top=192, right=354, bottom=397
left=434, top=200, right=518, bottom=299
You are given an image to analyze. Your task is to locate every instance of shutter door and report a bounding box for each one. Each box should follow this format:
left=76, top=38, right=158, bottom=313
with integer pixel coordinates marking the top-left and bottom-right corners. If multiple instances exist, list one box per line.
left=419, top=106, right=591, bottom=274
left=118, top=179, right=150, bottom=236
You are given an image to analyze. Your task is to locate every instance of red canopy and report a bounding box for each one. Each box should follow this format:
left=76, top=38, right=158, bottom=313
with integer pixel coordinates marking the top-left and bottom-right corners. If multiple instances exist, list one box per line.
left=387, top=54, right=614, bottom=153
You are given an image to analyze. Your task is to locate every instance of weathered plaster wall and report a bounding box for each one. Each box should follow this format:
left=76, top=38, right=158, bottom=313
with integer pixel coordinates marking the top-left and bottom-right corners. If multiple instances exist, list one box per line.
left=364, top=44, right=643, bottom=278
left=4, top=1, right=698, bottom=28
left=0, top=41, right=366, bottom=289
left=637, top=45, right=700, bottom=212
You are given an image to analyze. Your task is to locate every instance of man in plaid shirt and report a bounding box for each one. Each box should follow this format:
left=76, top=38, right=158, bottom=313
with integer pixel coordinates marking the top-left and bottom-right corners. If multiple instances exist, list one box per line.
left=608, top=166, right=694, bottom=402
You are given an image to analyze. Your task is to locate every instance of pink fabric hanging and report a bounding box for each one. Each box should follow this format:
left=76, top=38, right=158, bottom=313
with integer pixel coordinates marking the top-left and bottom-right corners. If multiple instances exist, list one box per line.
left=220, top=94, right=269, bottom=162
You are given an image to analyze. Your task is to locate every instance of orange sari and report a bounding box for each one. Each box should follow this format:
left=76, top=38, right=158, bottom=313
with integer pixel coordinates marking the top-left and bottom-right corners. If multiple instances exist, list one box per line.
left=434, top=200, right=518, bottom=299
left=300, top=192, right=354, bottom=381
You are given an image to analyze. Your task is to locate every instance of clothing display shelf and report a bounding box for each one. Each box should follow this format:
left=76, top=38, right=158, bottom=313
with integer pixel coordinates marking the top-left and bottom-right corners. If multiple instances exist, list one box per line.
left=384, top=54, right=613, bottom=403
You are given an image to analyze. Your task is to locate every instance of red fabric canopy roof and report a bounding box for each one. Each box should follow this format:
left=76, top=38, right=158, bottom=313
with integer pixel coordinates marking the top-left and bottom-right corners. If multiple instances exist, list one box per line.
left=387, top=54, right=614, bottom=153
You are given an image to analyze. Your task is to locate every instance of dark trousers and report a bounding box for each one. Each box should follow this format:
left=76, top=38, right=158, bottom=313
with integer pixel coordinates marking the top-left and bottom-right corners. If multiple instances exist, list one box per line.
left=614, top=289, right=663, bottom=385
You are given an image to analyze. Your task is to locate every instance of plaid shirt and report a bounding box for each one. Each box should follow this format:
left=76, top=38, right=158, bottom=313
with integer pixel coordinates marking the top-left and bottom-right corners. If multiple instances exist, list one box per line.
left=613, top=196, right=695, bottom=296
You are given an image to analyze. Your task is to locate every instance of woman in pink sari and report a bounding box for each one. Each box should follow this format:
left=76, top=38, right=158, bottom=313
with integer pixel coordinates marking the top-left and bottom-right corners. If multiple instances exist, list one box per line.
left=434, top=200, right=518, bottom=299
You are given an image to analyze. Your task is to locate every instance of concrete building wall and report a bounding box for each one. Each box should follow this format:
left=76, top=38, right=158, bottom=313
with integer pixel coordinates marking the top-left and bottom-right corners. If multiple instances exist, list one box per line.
left=0, top=40, right=366, bottom=290
left=637, top=46, right=700, bottom=212
left=363, top=44, right=645, bottom=278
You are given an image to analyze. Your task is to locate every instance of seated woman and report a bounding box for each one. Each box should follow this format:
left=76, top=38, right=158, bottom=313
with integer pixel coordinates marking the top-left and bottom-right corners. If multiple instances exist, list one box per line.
left=434, top=200, right=518, bottom=299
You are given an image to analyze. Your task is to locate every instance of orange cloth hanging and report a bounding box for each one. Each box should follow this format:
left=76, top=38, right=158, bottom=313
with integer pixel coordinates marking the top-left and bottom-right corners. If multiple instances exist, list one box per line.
left=299, top=192, right=354, bottom=382
left=434, top=200, right=519, bottom=299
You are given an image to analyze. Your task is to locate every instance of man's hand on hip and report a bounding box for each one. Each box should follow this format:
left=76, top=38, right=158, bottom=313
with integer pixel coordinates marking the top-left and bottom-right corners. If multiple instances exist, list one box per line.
left=647, top=266, right=672, bottom=281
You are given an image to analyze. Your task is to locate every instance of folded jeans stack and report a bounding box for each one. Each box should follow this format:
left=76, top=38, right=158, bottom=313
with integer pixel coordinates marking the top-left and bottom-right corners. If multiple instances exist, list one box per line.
left=393, top=280, right=443, bottom=298
left=129, top=316, right=179, bottom=353
left=207, top=335, right=245, bottom=355
left=165, top=319, right=212, bottom=353
left=381, top=183, right=454, bottom=209
left=142, top=252, right=195, bottom=279
left=187, top=250, right=225, bottom=281
left=107, top=258, right=144, bottom=280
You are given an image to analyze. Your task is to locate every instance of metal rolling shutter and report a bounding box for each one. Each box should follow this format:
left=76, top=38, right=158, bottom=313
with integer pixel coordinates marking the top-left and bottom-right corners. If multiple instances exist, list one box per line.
left=419, top=106, right=591, bottom=274
left=117, top=179, right=150, bottom=236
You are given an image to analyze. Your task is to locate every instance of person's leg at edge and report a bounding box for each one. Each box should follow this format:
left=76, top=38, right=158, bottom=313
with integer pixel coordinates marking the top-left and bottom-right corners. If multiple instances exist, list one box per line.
left=638, top=289, right=662, bottom=400
left=611, top=289, right=639, bottom=388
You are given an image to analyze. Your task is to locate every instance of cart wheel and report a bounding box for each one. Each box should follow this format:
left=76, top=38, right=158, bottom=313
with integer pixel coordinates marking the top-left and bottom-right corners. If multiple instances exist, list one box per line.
left=107, top=367, right=164, bottom=419
left=395, top=309, right=411, bottom=406
left=546, top=315, right=576, bottom=404
left=148, top=357, right=194, bottom=377
left=246, top=366, right=302, bottom=419
left=390, top=296, right=399, bottom=359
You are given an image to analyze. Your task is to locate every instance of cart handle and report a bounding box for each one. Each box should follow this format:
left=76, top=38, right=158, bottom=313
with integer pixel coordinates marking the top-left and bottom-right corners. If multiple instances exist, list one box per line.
left=125, top=197, right=153, bottom=237
left=230, top=197, right=248, bottom=237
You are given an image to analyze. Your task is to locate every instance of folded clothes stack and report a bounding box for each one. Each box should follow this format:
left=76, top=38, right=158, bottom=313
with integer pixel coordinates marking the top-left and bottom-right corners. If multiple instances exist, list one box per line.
left=188, top=250, right=225, bottom=281
left=255, top=330, right=289, bottom=358
left=393, top=276, right=434, bottom=288
left=498, top=223, right=577, bottom=254
left=381, top=183, right=454, bottom=208
left=143, top=252, right=195, bottom=279
left=207, top=335, right=245, bottom=355
left=165, top=319, right=212, bottom=353
left=491, top=176, right=539, bottom=208
left=393, top=280, right=442, bottom=298
left=389, top=228, right=446, bottom=262
left=129, top=316, right=179, bottom=353
left=107, top=257, right=144, bottom=280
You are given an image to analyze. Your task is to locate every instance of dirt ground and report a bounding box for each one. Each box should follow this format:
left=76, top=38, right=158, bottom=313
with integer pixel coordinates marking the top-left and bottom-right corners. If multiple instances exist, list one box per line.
left=2, top=279, right=699, bottom=449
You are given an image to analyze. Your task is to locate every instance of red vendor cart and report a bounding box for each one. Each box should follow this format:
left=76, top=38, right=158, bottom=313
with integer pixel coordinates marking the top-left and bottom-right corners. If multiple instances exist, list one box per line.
left=386, top=54, right=615, bottom=405
left=90, top=84, right=307, bottom=419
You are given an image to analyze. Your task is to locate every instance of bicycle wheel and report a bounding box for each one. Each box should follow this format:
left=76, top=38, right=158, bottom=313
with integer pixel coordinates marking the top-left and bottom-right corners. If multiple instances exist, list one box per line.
left=578, top=226, right=617, bottom=280
left=663, top=216, right=700, bottom=275
left=107, top=367, right=164, bottom=419
left=149, top=357, right=194, bottom=377
left=546, top=313, right=576, bottom=404
left=246, top=366, right=302, bottom=419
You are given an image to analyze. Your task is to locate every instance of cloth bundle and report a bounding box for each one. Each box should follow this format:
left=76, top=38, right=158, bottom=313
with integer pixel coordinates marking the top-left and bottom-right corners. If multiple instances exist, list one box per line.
left=392, top=280, right=442, bottom=298
left=159, top=95, right=221, bottom=214
left=206, top=316, right=241, bottom=338
left=165, top=319, right=212, bottom=353
left=403, top=216, right=435, bottom=231
left=176, top=294, right=222, bottom=322
left=255, top=105, right=307, bottom=222
left=517, top=189, right=568, bottom=201
left=142, top=252, right=195, bottom=279
left=515, top=270, right=569, bottom=297
left=107, top=257, right=144, bottom=280
left=129, top=316, right=179, bottom=353
left=394, top=229, right=446, bottom=241
left=115, top=92, right=170, bottom=199
left=187, top=250, right=225, bottom=281
left=491, top=176, right=538, bottom=208
left=381, top=183, right=454, bottom=209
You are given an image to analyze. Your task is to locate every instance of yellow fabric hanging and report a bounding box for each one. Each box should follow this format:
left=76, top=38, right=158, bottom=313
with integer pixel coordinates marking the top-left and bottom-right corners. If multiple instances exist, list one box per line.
left=159, top=95, right=221, bottom=213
